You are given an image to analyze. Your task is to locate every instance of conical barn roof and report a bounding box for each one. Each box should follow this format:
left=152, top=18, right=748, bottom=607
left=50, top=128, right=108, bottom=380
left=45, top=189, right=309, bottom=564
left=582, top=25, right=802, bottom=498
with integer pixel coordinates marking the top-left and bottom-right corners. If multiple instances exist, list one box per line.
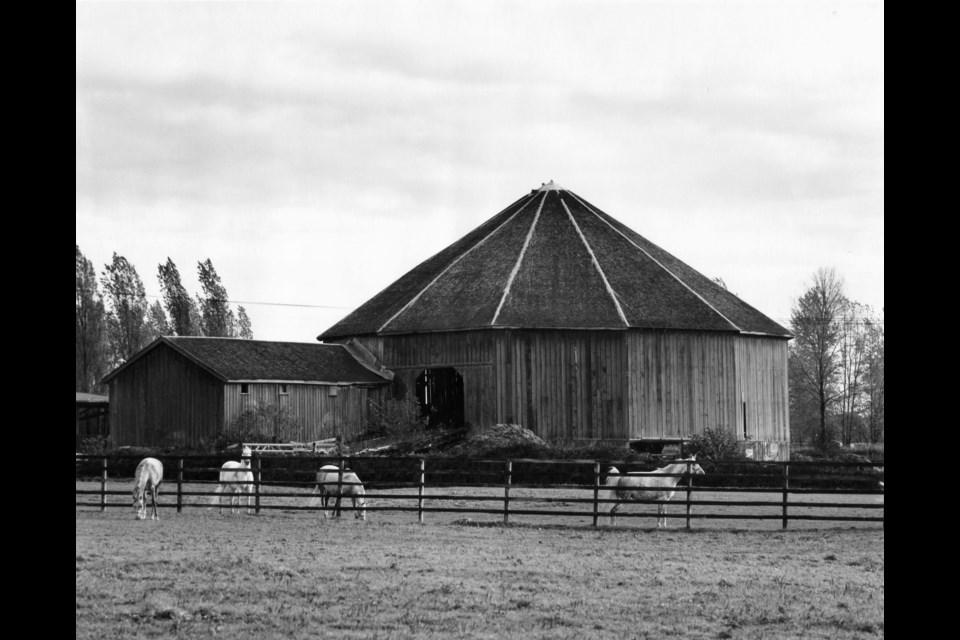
left=319, top=181, right=792, bottom=340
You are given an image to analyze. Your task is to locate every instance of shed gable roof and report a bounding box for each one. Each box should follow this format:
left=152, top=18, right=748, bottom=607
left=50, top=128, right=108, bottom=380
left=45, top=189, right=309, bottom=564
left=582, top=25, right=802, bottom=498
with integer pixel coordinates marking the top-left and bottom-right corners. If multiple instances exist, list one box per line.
left=319, top=182, right=792, bottom=340
left=102, top=337, right=391, bottom=385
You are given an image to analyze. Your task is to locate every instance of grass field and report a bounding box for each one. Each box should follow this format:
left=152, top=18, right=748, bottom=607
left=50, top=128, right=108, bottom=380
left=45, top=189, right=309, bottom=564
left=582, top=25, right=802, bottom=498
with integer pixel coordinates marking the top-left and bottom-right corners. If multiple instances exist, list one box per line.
left=76, top=484, right=883, bottom=639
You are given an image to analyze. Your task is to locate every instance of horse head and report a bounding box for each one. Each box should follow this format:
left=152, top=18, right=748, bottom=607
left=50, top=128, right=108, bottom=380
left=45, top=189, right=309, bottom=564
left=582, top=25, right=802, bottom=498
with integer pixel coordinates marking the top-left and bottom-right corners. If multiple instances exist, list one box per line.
left=241, top=446, right=253, bottom=460
left=133, top=488, right=146, bottom=520
left=680, top=455, right=706, bottom=476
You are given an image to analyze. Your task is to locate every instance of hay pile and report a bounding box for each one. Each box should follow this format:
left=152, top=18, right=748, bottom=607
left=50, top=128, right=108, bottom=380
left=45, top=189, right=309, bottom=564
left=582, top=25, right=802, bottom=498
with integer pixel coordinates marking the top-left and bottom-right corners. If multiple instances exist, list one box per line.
left=445, top=423, right=547, bottom=458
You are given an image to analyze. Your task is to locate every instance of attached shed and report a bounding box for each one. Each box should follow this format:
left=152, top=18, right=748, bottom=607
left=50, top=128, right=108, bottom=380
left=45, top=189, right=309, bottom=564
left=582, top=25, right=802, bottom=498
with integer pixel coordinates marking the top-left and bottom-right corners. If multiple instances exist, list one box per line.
left=101, top=337, right=392, bottom=448
left=319, top=181, right=793, bottom=459
left=76, top=392, right=109, bottom=450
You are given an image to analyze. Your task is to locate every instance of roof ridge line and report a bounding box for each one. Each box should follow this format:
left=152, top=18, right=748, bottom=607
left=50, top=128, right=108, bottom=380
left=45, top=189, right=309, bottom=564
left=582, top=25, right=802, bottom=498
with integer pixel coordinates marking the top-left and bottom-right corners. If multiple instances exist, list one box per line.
left=560, top=198, right=629, bottom=326
left=491, top=190, right=548, bottom=325
left=378, top=192, right=540, bottom=333
left=566, top=191, right=742, bottom=332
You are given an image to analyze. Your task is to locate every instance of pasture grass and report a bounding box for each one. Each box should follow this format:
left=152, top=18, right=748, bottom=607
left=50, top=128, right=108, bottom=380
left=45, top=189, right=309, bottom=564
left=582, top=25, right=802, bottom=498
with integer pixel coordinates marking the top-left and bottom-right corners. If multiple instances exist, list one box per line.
left=77, top=507, right=883, bottom=639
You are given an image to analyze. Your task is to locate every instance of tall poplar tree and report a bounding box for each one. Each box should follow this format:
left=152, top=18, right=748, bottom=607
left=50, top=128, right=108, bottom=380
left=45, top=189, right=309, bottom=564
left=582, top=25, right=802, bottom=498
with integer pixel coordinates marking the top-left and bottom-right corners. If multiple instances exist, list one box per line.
left=158, top=258, right=199, bottom=336
left=101, top=253, right=150, bottom=364
left=197, top=258, right=236, bottom=337
left=76, top=245, right=110, bottom=392
left=236, top=305, right=254, bottom=339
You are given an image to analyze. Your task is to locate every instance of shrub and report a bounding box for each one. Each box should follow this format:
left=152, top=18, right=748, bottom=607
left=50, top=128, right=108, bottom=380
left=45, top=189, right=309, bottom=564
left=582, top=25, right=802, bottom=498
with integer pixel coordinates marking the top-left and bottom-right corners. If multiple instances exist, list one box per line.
left=367, top=395, right=430, bottom=453
left=687, top=427, right=745, bottom=461
left=78, top=435, right=113, bottom=455
left=220, top=403, right=302, bottom=450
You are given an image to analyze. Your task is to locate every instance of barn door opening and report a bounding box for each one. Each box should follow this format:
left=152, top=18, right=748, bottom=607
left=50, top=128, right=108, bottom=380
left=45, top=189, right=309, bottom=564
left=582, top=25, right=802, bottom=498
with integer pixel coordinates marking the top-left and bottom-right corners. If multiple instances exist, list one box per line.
left=415, top=368, right=464, bottom=429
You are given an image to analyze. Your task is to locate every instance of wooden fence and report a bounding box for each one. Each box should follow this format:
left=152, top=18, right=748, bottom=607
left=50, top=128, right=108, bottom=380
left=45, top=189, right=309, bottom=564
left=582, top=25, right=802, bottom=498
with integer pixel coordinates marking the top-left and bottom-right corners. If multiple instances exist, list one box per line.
left=75, top=455, right=884, bottom=529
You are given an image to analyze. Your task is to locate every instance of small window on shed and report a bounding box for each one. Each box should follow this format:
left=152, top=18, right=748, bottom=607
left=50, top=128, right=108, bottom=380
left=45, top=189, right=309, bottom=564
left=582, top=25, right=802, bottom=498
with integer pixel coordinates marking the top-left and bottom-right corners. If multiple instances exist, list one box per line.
left=241, top=383, right=249, bottom=395
left=279, top=384, right=288, bottom=395
left=328, top=386, right=338, bottom=397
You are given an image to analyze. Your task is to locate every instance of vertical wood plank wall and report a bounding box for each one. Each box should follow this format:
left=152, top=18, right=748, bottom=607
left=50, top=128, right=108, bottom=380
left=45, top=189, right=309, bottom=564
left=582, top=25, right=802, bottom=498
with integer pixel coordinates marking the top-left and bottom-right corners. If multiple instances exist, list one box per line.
left=223, top=384, right=371, bottom=442
left=108, top=343, right=383, bottom=447
left=625, top=331, right=740, bottom=440
left=360, top=332, right=499, bottom=432
left=734, top=336, right=790, bottom=442
left=351, top=329, right=789, bottom=447
left=107, top=345, right=224, bottom=447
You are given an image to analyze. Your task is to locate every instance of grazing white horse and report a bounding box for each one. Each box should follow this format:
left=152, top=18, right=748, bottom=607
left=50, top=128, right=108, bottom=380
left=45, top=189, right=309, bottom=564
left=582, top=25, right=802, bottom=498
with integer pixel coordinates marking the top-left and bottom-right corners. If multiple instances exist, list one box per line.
left=133, top=457, right=163, bottom=520
left=606, top=456, right=706, bottom=527
left=218, top=446, right=254, bottom=515
left=316, top=464, right=367, bottom=520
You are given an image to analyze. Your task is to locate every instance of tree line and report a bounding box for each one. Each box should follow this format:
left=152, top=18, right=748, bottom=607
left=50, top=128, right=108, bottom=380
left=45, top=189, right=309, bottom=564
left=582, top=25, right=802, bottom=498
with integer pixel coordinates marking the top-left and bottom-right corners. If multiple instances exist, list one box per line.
left=788, top=267, right=883, bottom=448
left=76, top=245, right=253, bottom=394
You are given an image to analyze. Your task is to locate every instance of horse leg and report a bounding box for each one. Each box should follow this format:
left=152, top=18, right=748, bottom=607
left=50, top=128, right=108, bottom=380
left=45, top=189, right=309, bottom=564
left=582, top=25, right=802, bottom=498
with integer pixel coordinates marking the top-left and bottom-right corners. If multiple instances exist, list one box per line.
left=657, top=503, right=665, bottom=528
left=151, top=486, right=160, bottom=520
left=334, top=496, right=343, bottom=518
left=609, top=502, right=621, bottom=526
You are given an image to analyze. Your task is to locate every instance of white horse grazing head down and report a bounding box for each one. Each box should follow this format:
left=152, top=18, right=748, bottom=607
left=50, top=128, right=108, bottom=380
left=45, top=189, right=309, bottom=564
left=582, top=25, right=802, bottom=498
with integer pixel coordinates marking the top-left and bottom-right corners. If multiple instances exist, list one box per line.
left=133, top=457, right=164, bottom=520
left=217, top=446, right=254, bottom=515
left=316, top=464, right=367, bottom=520
left=607, top=456, right=705, bottom=527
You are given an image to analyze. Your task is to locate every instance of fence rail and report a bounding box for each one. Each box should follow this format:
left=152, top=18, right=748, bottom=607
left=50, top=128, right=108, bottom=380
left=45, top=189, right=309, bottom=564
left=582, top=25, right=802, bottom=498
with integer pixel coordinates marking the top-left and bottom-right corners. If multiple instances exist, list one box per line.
left=76, top=454, right=883, bottom=529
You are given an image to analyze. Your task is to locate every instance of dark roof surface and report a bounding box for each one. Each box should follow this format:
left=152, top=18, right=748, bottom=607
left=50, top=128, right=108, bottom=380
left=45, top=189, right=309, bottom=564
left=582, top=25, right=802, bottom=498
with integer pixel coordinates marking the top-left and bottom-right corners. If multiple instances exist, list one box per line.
left=320, top=182, right=792, bottom=340
left=103, top=337, right=390, bottom=384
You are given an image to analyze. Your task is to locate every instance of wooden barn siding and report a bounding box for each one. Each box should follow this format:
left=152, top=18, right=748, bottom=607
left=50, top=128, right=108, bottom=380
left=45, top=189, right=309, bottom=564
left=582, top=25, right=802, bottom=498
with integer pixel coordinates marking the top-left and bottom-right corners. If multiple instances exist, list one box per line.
left=339, top=330, right=788, bottom=447
left=734, top=336, right=790, bottom=442
left=625, top=331, right=739, bottom=440
left=495, top=330, right=626, bottom=441
left=223, top=384, right=371, bottom=442
left=370, top=331, right=498, bottom=431
left=107, top=345, right=223, bottom=448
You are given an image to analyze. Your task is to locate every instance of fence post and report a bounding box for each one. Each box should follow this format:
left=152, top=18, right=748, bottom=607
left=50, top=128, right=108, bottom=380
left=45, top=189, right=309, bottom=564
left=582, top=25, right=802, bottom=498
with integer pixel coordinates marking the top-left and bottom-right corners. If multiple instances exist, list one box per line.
left=177, top=458, right=183, bottom=513
left=418, top=458, right=425, bottom=523
left=100, top=456, right=108, bottom=512
left=254, top=455, right=261, bottom=515
left=592, top=461, right=600, bottom=527
left=504, top=460, right=512, bottom=524
left=337, top=457, right=345, bottom=518
left=781, top=462, right=789, bottom=530
left=685, top=460, right=693, bottom=530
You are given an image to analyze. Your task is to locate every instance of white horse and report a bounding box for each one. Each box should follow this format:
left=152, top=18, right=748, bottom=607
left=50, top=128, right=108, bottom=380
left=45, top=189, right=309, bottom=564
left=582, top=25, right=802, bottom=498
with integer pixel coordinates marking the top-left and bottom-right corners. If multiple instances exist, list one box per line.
left=606, top=456, right=706, bottom=527
left=133, top=457, right=163, bottom=520
left=316, top=464, right=367, bottom=520
left=217, top=446, right=253, bottom=514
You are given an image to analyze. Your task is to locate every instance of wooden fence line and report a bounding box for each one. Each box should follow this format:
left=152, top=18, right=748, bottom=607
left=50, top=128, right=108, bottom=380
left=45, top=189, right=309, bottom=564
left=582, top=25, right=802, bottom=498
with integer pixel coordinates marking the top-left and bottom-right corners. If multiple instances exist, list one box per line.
left=76, top=455, right=884, bottom=529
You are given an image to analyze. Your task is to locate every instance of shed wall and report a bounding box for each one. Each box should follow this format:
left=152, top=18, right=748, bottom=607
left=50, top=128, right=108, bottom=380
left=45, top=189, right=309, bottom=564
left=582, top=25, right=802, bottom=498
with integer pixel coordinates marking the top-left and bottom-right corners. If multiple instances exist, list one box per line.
left=224, top=383, right=372, bottom=442
left=107, top=345, right=224, bottom=447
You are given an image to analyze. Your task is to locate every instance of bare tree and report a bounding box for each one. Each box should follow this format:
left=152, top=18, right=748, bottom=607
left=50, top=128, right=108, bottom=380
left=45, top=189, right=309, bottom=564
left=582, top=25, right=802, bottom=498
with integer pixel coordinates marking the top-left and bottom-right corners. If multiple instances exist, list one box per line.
left=836, top=301, right=870, bottom=445
left=789, top=268, right=847, bottom=449
left=863, top=311, right=884, bottom=443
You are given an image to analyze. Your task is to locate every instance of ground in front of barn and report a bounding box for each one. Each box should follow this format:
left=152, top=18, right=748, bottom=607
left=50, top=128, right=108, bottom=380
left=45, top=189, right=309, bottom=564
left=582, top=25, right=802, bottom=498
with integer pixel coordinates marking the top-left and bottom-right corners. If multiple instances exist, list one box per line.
left=76, top=507, right=883, bottom=640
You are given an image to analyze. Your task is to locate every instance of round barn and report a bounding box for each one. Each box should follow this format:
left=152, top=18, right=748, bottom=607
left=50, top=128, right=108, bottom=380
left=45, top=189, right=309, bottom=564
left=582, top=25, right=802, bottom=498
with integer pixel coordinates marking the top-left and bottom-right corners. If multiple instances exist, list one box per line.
left=319, top=181, right=793, bottom=459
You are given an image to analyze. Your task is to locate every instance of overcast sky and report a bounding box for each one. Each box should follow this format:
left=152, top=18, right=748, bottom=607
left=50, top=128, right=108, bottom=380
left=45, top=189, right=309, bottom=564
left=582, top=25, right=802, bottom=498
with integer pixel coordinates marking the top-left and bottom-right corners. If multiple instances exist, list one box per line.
left=76, top=0, right=884, bottom=343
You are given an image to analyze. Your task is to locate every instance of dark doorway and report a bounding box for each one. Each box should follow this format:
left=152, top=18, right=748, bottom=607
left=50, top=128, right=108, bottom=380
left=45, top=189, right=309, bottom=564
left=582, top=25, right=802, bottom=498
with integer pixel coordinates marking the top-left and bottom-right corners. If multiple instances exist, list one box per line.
left=415, top=368, right=464, bottom=429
